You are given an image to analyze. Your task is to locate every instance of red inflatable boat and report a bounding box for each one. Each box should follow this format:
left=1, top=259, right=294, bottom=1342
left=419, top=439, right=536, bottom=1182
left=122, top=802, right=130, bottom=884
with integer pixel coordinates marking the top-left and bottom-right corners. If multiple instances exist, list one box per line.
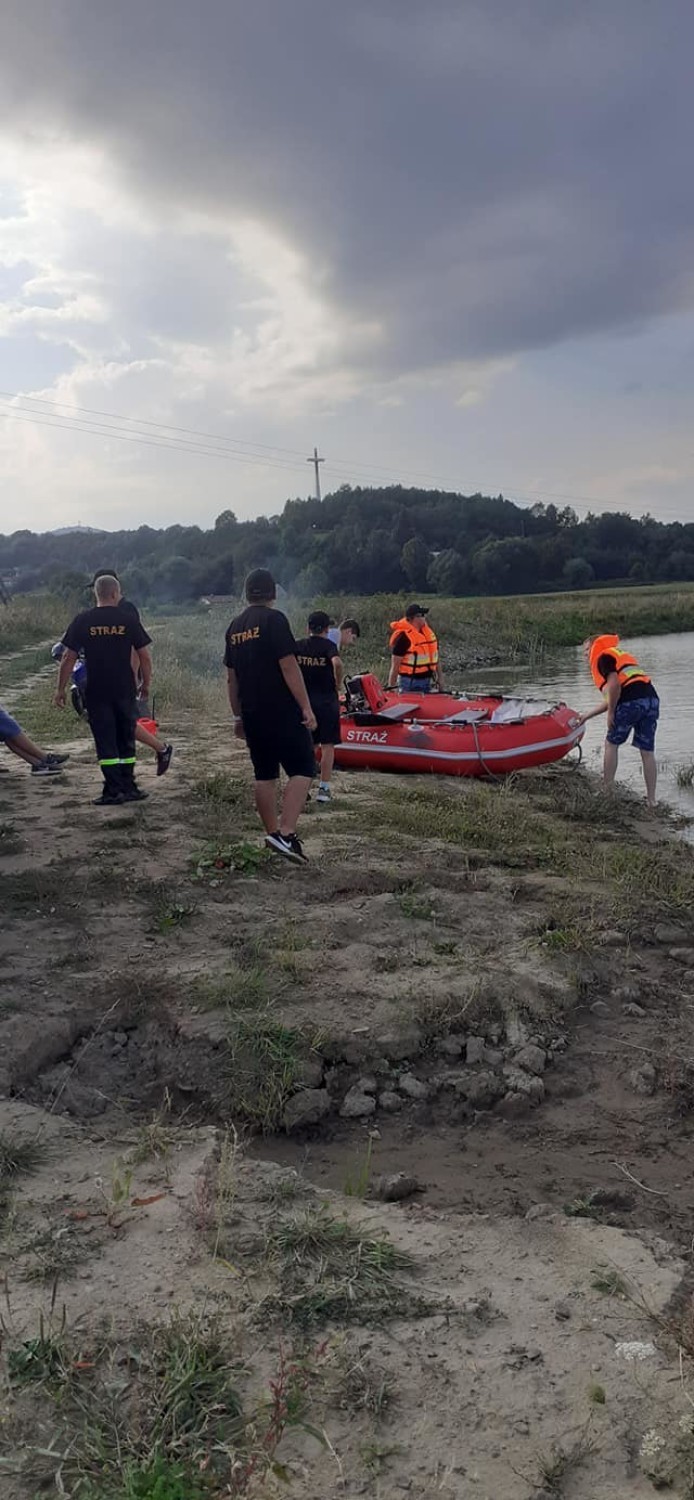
left=335, top=674, right=584, bottom=777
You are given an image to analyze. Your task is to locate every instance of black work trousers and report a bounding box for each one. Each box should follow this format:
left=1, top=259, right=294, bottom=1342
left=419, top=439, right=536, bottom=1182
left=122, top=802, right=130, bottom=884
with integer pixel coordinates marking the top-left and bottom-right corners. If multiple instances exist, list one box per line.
left=87, top=694, right=137, bottom=795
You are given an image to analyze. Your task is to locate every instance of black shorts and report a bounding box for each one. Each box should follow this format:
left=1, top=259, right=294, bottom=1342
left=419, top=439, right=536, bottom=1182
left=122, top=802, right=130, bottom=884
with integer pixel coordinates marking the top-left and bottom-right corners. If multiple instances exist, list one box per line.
left=311, top=695, right=341, bottom=747
left=243, top=713, right=316, bottom=782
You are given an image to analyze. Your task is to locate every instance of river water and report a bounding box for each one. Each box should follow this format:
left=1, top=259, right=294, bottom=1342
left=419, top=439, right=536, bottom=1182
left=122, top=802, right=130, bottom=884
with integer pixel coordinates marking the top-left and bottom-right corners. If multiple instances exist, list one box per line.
left=466, top=629, right=694, bottom=820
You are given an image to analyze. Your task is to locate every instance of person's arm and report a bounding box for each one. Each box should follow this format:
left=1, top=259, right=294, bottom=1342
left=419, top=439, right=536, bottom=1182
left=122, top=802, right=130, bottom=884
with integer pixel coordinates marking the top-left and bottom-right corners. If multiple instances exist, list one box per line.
left=604, top=673, right=620, bottom=730
left=333, top=654, right=344, bottom=693
left=577, top=700, right=608, bottom=725
left=387, top=653, right=403, bottom=689
left=435, top=654, right=444, bottom=689
left=226, top=666, right=245, bottom=738
left=578, top=674, right=620, bottom=728
left=136, top=646, right=152, bottom=697
left=279, top=655, right=317, bottom=730
left=54, top=648, right=78, bottom=707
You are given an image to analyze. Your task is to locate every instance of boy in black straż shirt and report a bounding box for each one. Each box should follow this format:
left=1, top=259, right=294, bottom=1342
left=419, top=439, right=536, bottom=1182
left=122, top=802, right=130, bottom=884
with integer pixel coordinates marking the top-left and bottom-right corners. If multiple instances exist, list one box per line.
left=56, top=575, right=152, bottom=806
left=295, top=611, right=343, bottom=804
left=224, top=570, right=317, bottom=865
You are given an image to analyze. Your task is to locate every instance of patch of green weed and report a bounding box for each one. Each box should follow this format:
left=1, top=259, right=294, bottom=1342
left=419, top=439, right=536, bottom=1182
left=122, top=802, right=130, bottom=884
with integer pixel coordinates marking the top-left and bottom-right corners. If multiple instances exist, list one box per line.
left=225, top=1018, right=306, bottom=1132
left=0, top=1132, right=46, bottom=1186
left=195, top=841, right=271, bottom=882
left=260, top=1206, right=429, bottom=1331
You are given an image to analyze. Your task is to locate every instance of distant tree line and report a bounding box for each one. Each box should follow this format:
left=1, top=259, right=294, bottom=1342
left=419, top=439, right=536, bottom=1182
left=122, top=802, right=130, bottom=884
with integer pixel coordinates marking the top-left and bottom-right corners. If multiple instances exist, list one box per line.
left=2, top=485, right=694, bottom=604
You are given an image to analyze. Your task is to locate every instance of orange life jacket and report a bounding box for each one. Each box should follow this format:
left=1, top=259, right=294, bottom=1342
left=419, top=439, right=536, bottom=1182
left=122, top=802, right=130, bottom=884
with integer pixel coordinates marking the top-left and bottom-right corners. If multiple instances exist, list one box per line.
left=588, top=633, right=651, bottom=693
left=389, top=617, right=439, bottom=677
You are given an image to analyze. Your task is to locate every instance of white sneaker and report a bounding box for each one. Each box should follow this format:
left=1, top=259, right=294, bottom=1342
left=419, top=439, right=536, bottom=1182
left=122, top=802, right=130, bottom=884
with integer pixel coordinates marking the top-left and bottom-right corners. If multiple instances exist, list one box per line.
left=316, top=784, right=332, bottom=803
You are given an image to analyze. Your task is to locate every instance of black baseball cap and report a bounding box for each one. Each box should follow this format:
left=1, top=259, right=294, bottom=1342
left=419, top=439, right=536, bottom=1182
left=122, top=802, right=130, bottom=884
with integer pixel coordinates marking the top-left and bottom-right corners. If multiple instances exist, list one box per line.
left=405, top=603, right=429, bottom=619
left=308, top=610, right=331, bottom=632
left=245, top=567, right=276, bottom=602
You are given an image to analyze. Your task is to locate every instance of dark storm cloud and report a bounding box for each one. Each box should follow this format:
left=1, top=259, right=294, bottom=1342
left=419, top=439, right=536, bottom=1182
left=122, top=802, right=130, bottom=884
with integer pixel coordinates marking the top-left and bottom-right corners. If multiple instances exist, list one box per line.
left=1, top=0, right=693, bottom=373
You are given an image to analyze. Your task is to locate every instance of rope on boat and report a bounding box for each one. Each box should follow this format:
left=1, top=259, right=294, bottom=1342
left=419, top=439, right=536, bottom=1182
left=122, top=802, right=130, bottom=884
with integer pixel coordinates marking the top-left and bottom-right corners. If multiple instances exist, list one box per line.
left=471, top=716, right=503, bottom=781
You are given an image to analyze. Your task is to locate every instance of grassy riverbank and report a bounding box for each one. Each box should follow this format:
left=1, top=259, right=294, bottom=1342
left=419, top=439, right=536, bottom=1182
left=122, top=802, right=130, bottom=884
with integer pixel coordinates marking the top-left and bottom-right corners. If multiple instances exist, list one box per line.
left=4, top=576, right=694, bottom=670
left=6, top=577, right=694, bottom=740
left=310, top=581, right=694, bottom=669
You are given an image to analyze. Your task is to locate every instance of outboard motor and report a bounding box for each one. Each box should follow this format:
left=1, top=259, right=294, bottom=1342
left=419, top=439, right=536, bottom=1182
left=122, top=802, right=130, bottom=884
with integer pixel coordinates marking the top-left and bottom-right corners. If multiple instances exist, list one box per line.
left=345, top=673, right=388, bottom=713
left=345, top=674, right=367, bottom=712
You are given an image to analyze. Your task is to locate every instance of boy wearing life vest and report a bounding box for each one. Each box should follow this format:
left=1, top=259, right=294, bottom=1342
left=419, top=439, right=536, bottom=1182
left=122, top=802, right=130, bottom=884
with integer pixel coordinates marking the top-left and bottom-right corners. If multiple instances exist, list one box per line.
left=388, top=604, right=443, bottom=694
left=579, top=634, right=659, bottom=807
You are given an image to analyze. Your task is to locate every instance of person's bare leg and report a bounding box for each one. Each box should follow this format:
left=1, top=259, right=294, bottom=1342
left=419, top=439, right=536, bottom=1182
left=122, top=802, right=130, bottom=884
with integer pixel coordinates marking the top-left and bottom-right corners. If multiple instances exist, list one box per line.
left=320, top=744, right=335, bottom=784
left=640, top=750, right=657, bottom=808
left=280, top=775, right=312, bottom=836
left=135, top=723, right=165, bottom=754
left=255, top=778, right=279, bottom=834
left=603, top=740, right=618, bottom=789
left=6, top=733, right=45, bottom=766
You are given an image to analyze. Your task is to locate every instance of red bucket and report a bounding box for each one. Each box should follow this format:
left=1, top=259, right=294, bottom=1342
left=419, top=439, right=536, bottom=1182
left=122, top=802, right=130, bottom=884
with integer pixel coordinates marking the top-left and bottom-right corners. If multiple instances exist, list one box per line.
left=138, top=716, right=159, bottom=736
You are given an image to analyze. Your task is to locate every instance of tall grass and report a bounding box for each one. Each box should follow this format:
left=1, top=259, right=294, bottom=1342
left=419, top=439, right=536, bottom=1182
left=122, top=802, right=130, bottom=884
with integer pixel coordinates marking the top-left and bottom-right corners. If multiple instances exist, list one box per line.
left=6, top=580, right=694, bottom=723
left=0, top=594, right=71, bottom=655
left=136, top=583, right=694, bottom=706
left=149, top=615, right=226, bottom=719
left=289, top=583, right=694, bottom=665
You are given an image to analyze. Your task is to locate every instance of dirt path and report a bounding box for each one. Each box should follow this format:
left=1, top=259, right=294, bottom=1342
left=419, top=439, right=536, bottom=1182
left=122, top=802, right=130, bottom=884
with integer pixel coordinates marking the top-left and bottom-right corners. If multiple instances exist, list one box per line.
left=2, top=703, right=694, bottom=1496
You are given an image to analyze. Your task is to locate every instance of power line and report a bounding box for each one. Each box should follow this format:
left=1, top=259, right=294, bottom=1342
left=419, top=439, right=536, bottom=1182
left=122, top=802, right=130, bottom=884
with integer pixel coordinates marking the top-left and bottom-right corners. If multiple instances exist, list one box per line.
left=0, top=387, right=598, bottom=499
left=0, top=404, right=311, bottom=476
left=0, top=388, right=632, bottom=508
left=0, top=386, right=477, bottom=491
left=0, top=386, right=598, bottom=500
left=1, top=387, right=691, bottom=523
left=0, top=388, right=316, bottom=464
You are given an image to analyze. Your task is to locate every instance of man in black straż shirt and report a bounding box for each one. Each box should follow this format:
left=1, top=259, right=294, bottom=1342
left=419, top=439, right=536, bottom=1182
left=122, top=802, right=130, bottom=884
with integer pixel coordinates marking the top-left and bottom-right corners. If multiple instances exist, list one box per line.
left=224, top=569, right=317, bottom=865
left=295, top=610, right=343, bottom=805
left=90, top=570, right=173, bottom=775
left=56, top=574, right=153, bottom=806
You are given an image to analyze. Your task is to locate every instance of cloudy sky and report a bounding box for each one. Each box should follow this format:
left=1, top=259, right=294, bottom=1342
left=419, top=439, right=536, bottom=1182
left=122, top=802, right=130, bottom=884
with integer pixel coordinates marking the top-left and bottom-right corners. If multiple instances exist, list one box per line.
left=1, top=0, right=693, bottom=532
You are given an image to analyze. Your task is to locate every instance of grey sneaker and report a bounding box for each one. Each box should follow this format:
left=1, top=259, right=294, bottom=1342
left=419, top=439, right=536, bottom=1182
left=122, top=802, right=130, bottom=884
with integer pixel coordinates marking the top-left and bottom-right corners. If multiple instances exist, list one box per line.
left=316, top=784, right=332, bottom=803
left=31, top=759, right=64, bottom=777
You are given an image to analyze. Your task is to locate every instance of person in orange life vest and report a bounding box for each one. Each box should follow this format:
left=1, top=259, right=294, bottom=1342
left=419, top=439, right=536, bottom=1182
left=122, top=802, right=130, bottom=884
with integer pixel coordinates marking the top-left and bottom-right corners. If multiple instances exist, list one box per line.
left=577, top=634, right=659, bottom=807
left=387, top=604, right=443, bottom=694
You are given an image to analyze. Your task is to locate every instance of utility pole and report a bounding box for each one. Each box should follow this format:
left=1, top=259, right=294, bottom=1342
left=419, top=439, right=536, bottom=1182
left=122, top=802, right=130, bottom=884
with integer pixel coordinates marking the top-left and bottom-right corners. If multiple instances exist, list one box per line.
left=307, top=445, right=324, bottom=502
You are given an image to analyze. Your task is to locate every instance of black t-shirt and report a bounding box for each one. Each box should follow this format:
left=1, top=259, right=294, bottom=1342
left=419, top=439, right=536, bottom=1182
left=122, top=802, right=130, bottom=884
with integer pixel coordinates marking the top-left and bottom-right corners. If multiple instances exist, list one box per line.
left=597, top=652, right=656, bottom=702
left=63, top=606, right=151, bottom=701
left=294, top=634, right=339, bottom=701
left=391, top=630, right=412, bottom=657
left=119, top=597, right=142, bottom=624
left=224, top=604, right=299, bottom=722
left=61, top=597, right=141, bottom=658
